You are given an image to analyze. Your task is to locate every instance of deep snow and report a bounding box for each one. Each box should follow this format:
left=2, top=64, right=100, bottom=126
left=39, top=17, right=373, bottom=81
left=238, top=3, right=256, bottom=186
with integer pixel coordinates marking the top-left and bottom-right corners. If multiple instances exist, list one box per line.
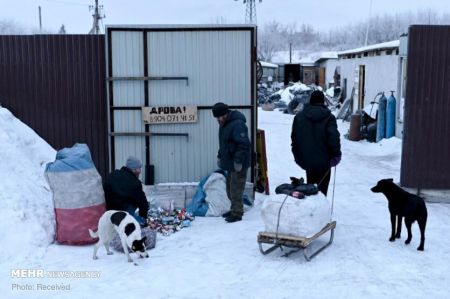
left=0, top=108, right=56, bottom=262
left=1, top=107, right=450, bottom=299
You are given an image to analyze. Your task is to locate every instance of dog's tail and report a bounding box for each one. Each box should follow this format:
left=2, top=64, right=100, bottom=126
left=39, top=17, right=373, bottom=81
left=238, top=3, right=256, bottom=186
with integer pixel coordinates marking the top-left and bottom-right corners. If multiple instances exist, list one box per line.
left=88, top=229, right=98, bottom=238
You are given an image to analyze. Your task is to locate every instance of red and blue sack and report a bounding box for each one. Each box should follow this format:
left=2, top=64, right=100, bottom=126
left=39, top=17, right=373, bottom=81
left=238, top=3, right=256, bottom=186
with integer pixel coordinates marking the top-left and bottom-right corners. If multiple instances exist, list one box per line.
left=45, top=143, right=105, bottom=245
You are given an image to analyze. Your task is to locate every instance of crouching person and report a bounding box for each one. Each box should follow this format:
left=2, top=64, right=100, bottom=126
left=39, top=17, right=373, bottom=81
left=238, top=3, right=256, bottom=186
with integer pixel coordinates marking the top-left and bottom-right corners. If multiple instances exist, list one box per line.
left=212, top=102, right=251, bottom=223
left=103, top=156, right=149, bottom=227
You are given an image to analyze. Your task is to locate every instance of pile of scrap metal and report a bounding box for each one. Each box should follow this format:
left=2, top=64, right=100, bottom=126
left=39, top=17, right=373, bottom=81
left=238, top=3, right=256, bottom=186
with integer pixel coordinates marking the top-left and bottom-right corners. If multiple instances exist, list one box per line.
left=258, top=84, right=282, bottom=111
left=258, top=82, right=341, bottom=114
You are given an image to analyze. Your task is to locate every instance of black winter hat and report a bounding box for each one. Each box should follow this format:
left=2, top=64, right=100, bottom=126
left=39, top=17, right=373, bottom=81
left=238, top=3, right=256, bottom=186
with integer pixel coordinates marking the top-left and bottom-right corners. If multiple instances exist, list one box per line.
left=309, top=90, right=325, bottom=105
left=212, top=102, right=229, bottom=117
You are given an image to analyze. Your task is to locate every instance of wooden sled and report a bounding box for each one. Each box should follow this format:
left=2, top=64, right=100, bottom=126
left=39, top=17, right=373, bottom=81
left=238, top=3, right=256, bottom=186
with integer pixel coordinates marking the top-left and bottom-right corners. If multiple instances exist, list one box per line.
left=257, top=221, right=336, bottom=261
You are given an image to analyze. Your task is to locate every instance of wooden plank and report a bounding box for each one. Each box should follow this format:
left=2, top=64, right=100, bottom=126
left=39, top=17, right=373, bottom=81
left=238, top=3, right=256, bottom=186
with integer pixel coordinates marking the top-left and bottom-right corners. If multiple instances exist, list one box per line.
left=259, top=221, right=336, bottom=242
left=256, top=129, right=270, bottom=195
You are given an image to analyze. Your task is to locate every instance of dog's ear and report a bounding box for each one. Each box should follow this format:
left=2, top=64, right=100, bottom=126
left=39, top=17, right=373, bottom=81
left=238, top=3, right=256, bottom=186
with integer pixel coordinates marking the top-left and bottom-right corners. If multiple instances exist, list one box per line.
left=141, top=236, right=147, bottom=243
left=387, top=178, right=394, bottom=182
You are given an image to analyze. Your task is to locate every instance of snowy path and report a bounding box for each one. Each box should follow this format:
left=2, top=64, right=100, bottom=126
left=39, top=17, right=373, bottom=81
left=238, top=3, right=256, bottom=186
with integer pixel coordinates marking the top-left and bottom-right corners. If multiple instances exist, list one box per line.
left=2, top=108, right=450, bottom=299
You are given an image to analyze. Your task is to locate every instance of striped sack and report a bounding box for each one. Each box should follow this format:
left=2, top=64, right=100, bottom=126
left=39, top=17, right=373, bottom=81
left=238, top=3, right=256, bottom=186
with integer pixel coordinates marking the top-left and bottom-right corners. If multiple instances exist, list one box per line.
left=45, top=143, right=105, bottom=245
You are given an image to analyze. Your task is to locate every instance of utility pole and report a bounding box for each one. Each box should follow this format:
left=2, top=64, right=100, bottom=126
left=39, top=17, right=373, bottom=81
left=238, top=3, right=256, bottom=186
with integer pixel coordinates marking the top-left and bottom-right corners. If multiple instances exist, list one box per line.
left=246, top=0, right=256, bottom=24
left=89, top=0, right=105, bottom=34
left=234, top=0, right=262, bottom=24
left=289, top=43, right=292, bottom=63
left=38, top=6, right=42, bottom=32
left=364, top=0, right=373, bottom=46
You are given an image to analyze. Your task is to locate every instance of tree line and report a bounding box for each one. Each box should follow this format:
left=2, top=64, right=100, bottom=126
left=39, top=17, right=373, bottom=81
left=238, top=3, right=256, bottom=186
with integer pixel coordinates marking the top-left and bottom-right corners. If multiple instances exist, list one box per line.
left=258, top=9, right=450, bottom=62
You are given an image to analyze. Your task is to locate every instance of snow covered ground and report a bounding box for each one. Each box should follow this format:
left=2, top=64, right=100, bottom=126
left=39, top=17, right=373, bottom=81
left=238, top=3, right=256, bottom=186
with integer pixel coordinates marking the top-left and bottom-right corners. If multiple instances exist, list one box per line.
left=1, top=107, right=450, bottom=299
left=0, top=108, right=56, bottom=262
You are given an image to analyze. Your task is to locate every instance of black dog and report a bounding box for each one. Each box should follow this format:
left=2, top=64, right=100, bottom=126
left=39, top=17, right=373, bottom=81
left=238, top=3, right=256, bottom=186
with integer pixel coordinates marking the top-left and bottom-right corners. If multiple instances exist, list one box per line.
left=371, top=178, right=428, bottom=251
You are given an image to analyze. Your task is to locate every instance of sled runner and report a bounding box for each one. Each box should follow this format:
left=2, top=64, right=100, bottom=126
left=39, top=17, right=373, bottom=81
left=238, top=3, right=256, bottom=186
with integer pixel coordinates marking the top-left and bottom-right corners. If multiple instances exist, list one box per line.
left=257, top=221, right=336, bottom=261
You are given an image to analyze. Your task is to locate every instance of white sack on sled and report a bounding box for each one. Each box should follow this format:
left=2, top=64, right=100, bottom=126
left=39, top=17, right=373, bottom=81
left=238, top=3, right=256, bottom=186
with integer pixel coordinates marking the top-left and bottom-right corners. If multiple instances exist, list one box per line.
left=261, top=193, right=330, bottom=238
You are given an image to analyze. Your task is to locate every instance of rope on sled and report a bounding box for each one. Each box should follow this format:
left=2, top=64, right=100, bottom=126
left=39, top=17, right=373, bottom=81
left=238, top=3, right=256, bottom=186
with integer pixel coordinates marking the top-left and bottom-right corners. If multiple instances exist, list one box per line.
left=275, top=194, right=290, bottom=243
left=330, top=167, right=337, bottom=222
left=274, top=167, right=337, bottom=243
left=317, top=168, right=331, bottom=188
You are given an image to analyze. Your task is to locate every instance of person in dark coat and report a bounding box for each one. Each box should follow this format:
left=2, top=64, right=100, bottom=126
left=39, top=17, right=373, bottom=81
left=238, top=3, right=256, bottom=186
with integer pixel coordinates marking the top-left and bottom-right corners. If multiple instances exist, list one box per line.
left=212, top=102, right=251, bottom=223
left=103, top=156, right=149, bottom=226
left=291, top=90, right=341, bottom=195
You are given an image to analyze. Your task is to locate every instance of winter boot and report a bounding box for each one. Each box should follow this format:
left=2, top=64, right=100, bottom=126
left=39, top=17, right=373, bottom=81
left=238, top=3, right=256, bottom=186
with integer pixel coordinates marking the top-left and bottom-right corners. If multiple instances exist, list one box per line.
left=225, top=214, right=242, bottom=223
left=222, top=211, right=231, bottom=218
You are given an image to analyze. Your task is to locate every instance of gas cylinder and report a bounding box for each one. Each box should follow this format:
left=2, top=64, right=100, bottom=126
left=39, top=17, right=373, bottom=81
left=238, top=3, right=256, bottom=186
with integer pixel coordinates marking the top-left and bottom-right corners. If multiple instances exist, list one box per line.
left=386, top=91, right=396, bottom=138
left=349, top=113, right=361, bottom=141
left=376, top=92, right=387, bottom=142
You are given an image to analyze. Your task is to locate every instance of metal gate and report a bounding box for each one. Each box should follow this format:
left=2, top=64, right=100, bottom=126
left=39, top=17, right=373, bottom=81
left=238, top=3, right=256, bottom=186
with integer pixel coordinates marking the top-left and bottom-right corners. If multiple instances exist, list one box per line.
left=106, top=25, right=257, bottom=184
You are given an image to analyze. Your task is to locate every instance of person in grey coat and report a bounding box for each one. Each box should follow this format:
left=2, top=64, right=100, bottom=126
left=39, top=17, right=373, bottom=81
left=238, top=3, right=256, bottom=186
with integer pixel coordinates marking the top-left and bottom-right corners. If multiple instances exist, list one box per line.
left=291, top=90, right=341, bottom=195
left=212, top=102, right=251, bottom=223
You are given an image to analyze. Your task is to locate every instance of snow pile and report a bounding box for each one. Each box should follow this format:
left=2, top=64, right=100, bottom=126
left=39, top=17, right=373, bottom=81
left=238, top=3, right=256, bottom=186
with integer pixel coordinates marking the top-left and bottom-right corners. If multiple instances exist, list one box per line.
left=261, top=193, right=330, bottom=238
left=276, top=86, right=294, bottom=104
left=277, top=82, right=311, bottom=105
left=0, top=107, right=56, bottom=261
left=363, top=102, right=379, bottom=119
left=289, top=82, right=311, bottom=93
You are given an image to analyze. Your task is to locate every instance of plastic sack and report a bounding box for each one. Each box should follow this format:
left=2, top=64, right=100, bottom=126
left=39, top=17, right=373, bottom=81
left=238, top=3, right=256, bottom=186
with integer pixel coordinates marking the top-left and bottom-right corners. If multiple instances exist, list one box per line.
left=45, top=143, right=105, bottom=245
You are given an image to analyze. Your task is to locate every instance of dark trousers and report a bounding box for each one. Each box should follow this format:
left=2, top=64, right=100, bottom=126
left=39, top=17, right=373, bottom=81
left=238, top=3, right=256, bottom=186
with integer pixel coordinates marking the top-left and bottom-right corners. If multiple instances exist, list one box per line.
left=306, top=168, right=331, bottom=196
left=226, top=168, right=248, bottom=217
left=126, top=206, right=146, bottom=225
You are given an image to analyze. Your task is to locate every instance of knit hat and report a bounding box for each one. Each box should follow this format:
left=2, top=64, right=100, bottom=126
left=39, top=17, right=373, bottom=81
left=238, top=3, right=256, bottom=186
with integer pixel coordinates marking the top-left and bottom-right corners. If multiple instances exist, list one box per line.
left=126, top=156, right=142, bottom=170
left=309, top=90, right=325, bottom=105
left=212, top=102, right=229, bottom=117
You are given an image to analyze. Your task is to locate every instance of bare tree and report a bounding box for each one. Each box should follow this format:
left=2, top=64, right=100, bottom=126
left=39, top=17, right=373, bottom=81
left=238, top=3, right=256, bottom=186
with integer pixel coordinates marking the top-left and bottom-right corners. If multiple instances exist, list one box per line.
left=258, top=21, right=284, bottom=61
left=0, top=19, right=25, bottom=34
left=257, top=9, right=450, bottom=60
left=0, top=18, right=54, bottom=34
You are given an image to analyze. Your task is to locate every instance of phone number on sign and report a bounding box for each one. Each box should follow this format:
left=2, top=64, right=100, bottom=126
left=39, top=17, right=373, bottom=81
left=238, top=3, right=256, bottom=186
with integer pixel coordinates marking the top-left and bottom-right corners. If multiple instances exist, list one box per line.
left=147, top=114, right=196, bottom=123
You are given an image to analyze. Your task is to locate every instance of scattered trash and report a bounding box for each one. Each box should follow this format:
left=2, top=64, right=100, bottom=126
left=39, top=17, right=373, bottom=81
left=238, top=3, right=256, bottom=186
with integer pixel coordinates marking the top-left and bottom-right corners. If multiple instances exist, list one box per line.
left=147, top=207, right=195, bottom=236
left=258, top=81, right=341, bottom=114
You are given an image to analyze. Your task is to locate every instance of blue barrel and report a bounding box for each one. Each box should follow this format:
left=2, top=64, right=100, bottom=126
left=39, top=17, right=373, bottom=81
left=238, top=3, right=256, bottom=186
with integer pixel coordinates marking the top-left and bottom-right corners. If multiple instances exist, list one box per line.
left=376, top=93, right=387, bottom=142
left=386, top=91, right=396, bottom=138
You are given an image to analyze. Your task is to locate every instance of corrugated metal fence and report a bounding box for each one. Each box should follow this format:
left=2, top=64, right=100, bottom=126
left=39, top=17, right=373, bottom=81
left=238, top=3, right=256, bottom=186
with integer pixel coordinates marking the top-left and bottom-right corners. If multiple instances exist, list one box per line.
left=0, top=35, right=108, bottom=178
left=401, top=25, right=450, bottom=189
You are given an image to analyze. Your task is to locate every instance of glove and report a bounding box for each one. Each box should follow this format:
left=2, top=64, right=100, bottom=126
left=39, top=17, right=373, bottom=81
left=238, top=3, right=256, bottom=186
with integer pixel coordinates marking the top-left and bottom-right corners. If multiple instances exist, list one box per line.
left=234, top=162, right=243, bottom=172
left=217, top=159, right=221, bottom=168
left=330, top=155, right=341, bottom=167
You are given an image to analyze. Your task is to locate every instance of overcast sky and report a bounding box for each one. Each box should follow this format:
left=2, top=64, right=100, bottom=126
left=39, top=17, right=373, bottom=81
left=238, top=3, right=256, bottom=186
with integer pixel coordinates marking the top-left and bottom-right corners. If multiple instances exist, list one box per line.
left=1, top=0, right=450, bottom=34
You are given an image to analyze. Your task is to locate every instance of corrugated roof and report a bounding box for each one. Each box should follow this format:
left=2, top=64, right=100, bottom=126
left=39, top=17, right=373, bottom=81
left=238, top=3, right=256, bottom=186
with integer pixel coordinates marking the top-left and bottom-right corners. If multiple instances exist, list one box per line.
left=300, top=51, right=338, bottom=64
left=338, top=40, right=399, bottom=56
left=271, top=51, right=338, bottom=64
left=106, top=24, right=256, bottom=29
left=260, top=61, right=278, bottom=68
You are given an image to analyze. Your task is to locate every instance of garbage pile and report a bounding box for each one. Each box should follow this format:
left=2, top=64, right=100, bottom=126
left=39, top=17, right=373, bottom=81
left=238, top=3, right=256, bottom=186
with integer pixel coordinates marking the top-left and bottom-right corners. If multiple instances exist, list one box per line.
left=147, top=207, right=195, bottom=236
left=258, top=82, right=341, bottom=114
